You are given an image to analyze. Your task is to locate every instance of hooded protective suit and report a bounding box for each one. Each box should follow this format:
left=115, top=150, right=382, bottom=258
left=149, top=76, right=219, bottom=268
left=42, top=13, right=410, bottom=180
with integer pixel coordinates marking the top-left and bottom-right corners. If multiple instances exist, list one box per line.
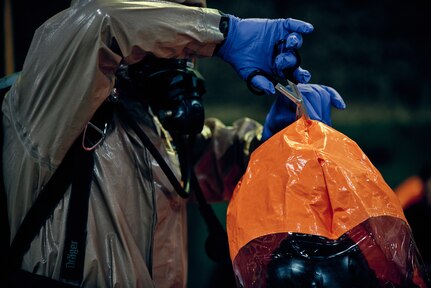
left=2, top=1, right=261, bottom=287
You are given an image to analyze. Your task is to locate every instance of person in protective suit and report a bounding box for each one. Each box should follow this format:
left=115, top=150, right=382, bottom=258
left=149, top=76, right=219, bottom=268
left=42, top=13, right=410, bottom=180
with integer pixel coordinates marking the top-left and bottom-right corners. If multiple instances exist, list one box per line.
left=1, top=0, right=346, bottom=287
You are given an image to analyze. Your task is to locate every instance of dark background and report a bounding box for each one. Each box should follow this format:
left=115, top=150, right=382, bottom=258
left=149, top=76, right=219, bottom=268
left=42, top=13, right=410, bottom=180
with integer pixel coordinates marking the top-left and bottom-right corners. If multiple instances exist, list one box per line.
left=2, top=0, right=430, bottom=287
left=191, top=1, right=431, bottom=286
left=199, top=0, right=431, bottom=182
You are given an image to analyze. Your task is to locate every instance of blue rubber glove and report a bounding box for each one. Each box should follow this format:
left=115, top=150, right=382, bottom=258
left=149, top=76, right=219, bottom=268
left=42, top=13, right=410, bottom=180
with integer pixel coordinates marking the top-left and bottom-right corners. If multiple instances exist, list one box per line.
left=216, top=15, right=314, bottom=95
left=261, top=84, right=347, bottom=141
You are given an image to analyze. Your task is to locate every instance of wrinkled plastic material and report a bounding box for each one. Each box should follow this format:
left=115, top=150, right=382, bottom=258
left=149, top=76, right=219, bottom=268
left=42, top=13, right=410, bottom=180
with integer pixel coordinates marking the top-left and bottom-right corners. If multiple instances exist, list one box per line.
left=227, top=116, right=430, bottom=287
left=2, top=1, right=232, bottom=287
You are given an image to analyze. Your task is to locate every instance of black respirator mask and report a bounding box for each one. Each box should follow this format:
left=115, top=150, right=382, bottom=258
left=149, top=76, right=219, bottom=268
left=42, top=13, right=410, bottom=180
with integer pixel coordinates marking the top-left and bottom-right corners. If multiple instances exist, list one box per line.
left=118, top=55, right=206, bottom=135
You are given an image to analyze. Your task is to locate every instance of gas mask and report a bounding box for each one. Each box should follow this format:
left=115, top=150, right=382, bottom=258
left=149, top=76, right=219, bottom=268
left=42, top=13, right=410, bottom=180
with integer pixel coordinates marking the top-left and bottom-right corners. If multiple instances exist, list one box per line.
left=116, top=54, right=206, bottom=135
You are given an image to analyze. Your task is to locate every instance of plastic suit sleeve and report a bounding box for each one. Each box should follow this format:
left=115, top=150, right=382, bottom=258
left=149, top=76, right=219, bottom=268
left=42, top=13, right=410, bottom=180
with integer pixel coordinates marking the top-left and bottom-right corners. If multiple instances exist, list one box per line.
left=3, top=0, right=224, bottom=173
left=192, top=117, right=262, bottom=202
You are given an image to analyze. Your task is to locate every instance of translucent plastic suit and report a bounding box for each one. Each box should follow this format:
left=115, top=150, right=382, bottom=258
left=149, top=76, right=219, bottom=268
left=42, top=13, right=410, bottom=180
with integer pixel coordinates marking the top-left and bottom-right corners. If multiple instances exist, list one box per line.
left=2, top=1, right=261, bottom=287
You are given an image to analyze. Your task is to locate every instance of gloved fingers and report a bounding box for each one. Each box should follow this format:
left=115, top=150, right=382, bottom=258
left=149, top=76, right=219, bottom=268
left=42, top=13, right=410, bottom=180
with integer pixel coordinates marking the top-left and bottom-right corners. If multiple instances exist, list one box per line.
left=321, top=85, right=347, bottom=109
left=270, top=95, right=297, bottom=131
left=250, top=75, right=276, bottom=95
left=293, top=83, right=345, bottom=127
left=262, top=94, right=296, bottom=141
left=297, top=83, right=332, bottom=125
left=283, top=18, right=314, bottom=34
left=217, top=15, right=314, bottom=96
left=274, top=33, right=306, bottom=81
left=293, top=67, right=312, bottom=83
left=274, top=52, right=298, bottom=78
left=320, top=97, right=333, bottom=127
left=273, top=32, right=302, bottom=53
left=302, top=93, right=329, bottom=124
left=285, top=32, right=303, bottom=49
left=310, top=84, right=334, bottom=125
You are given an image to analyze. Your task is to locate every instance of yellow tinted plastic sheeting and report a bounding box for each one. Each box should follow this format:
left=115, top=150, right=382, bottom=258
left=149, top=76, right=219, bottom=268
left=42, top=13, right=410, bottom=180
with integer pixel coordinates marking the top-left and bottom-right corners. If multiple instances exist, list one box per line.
left=227, top=116, right=406, bottom=261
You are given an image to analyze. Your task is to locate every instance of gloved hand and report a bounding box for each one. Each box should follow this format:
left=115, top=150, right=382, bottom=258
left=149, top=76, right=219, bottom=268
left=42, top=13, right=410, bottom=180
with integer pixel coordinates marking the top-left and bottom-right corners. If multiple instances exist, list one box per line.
left=261, top=84, right=346, bottom=141
left=216, top=15, right=314, bottom=95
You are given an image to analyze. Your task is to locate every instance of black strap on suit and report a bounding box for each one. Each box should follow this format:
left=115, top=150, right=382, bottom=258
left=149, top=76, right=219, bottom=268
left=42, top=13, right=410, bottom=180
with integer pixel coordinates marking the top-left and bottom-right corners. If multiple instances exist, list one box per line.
left=4, top=100, right=114, bottom=287
left=5, top=133, right=93, bottom=288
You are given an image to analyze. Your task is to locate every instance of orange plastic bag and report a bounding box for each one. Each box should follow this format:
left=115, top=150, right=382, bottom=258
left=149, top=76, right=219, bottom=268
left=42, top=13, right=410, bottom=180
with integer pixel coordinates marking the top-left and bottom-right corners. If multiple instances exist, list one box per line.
left=227, top=116, right=429, bottom=287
